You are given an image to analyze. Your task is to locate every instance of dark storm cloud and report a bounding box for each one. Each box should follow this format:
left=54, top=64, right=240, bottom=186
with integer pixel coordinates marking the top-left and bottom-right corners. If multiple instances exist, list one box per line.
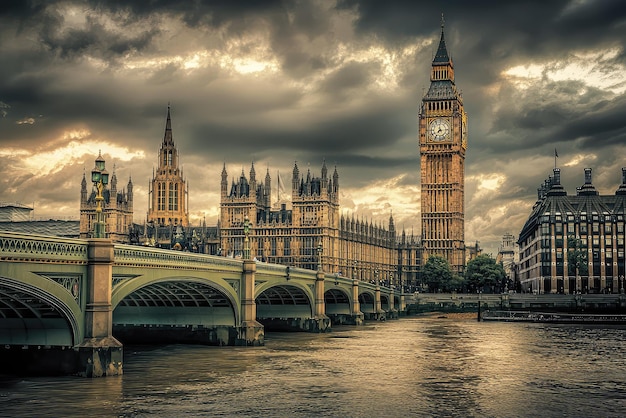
left=1, top=0, right=625, bottom=255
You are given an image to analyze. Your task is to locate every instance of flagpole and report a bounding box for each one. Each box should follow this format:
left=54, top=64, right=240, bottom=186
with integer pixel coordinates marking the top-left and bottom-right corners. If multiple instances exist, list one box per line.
left=554, top=148, right=558, bottom=169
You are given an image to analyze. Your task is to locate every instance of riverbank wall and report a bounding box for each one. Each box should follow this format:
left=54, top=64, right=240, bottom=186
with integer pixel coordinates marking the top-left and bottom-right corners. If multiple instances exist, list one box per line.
left=407, top=292, right=626, bottom=315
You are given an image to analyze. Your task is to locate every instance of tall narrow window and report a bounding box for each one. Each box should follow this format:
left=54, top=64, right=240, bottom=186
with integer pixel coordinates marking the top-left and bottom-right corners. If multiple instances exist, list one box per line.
left=169, top=183, right=174, bottom=210
left=158, top=183, right=166, bottom=210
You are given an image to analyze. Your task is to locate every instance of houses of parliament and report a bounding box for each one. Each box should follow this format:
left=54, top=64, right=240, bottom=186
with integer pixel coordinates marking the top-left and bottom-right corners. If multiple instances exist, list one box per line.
left=78, top=21, right=468, bottom=290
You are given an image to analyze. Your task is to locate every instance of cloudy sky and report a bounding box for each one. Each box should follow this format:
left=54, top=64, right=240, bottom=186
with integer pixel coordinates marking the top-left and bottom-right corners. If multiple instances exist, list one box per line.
left=1, top=0, right=625, bottom=255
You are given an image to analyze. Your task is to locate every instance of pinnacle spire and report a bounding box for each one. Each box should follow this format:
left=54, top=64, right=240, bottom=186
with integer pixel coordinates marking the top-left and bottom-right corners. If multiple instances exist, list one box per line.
left=163, top=104, right=174, bottom=146
left=433, top=14, right=450, bottom=65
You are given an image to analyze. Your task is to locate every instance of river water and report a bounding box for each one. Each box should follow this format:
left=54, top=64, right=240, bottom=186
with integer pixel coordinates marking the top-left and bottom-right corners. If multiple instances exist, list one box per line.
left=1, top=316, right=625, bottom=417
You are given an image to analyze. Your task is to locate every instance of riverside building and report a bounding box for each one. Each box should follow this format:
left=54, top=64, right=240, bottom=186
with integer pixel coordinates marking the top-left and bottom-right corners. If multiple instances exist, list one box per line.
left=517, top=167, right=626, bottom=294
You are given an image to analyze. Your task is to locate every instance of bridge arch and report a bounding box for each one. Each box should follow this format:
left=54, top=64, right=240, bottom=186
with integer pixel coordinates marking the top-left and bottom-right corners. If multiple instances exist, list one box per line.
left=381, top=294, right=390, bottom=311
left=324, top=287, right=352, bottom=315
left=111, top=275, right=240, bottom=328
left=0, top=276, right=80, bottom=347
left=358, top=290, right=376, bottom=315
left=255, top=282, right=314, bottom=320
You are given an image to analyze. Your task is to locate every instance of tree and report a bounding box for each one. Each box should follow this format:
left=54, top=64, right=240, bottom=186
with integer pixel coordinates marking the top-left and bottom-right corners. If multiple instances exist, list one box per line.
left=465, top=254, right=507, bottom=293
left=567, top=235, right=588, bottom=292
left=422, top=255, right=461, bottom=292
left=567, top=235, right=588, bottom=275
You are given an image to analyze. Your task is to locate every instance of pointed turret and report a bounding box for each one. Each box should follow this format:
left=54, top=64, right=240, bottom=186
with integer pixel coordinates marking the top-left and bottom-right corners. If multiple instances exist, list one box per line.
left=110, top=164, right=118, bottom=195
left=433, top=14, right=451, bottom=65
left=81, top=171, right=87, bottom=203
left=127, top=175, right=133, bottom=204
left=332, top=166, right=339, bottom=193
left=292, top=161, right=300, bottom=191
left=163, top=105, right=174, bottom=146
left=221, top=163, right=228, bottom=197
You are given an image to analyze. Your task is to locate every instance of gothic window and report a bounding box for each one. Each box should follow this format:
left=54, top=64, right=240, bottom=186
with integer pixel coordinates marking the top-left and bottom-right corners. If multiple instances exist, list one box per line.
left=158, top=183, right=166, bottom=210
left=168, top=183, right=178, bottom=210
left=167, top=150, right=173, bottom=166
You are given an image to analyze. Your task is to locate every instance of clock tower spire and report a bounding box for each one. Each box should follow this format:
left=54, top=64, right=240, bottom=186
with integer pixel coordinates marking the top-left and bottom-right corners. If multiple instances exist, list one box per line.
left=419, top=17, right=467, bottom=273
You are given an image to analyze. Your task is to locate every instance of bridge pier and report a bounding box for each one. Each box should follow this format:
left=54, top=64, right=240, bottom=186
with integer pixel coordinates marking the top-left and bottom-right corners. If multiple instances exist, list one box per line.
left=374, top=284, right=386, bottom=321
left=351, top=279, right=365, bottom=325
left=77, top=239, right=123, bottom=377
left=237, top=260, right=264, bottom=346
left=311, top=271, right=331, bottom=332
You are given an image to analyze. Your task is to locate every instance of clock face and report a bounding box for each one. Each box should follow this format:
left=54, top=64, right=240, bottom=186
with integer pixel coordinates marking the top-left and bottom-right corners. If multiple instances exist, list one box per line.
left=429, top=118, right=450, bottom=141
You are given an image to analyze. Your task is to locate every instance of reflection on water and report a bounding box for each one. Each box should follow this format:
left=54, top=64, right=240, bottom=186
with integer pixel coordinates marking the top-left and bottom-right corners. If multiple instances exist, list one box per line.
left=1, top=317, right=626, bottom=417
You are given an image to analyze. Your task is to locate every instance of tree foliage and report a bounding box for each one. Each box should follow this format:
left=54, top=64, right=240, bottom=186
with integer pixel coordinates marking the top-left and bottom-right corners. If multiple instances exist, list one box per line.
left=422, top=255, right=462, bottom=292
left=567, top=235, right=588, bottom=276
left=465, top=254, right=507, bottom=293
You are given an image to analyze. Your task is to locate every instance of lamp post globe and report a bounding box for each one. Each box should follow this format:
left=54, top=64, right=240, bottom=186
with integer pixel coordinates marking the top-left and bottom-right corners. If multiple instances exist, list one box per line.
left=91, top=152, right=109, bottom=238
left=317, top=242, right=323, bottom=272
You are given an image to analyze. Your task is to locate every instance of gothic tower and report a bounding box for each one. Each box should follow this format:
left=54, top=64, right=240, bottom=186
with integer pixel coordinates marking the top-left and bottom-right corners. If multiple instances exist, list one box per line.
left=147, top=105, right=189, bottom=227
left=419, top=18, right=467, bottom=273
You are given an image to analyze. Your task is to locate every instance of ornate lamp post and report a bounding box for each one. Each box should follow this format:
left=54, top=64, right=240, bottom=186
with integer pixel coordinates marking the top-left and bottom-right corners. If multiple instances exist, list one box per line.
left=243, top=215, right=250, bottom=260
left=91, top=152, right=109, bottom=238
left=317, top=241, right=323, bottom=271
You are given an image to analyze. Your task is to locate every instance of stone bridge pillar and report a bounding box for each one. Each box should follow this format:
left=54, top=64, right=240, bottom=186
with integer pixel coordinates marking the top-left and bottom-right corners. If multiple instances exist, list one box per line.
left=77, top=239, right=123, bottom=377
left=387, top=290, right=398, bottom=319
left=238, top=260, right=264, bottom=346
left=315, top=271, right=326, bottom=317
left=351, top=279, right=364, bottom=325
left=399, top=294, right=406, bottom=314
left=375, top=284, right=385, bottom=321
left=305, top=270, right=330, bottom=332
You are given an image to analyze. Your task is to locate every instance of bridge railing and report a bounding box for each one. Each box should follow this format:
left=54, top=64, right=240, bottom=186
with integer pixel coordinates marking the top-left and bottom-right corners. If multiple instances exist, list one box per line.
left=114, top=244, right=244, bottom=272
left=0, top=232, right=88, bottom=264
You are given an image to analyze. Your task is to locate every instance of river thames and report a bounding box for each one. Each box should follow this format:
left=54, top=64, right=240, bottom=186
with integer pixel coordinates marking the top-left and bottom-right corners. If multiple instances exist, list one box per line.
left=1, top=315, right=625, bottom=417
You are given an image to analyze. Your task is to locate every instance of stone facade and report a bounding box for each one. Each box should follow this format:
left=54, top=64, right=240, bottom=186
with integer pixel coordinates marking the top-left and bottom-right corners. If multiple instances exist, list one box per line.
left=219, top=162, right=421, bottom=289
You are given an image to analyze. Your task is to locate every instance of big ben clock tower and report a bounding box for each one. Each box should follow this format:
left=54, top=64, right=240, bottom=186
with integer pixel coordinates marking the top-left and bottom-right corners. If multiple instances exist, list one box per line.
left=419, top=17, right=467, bottom=273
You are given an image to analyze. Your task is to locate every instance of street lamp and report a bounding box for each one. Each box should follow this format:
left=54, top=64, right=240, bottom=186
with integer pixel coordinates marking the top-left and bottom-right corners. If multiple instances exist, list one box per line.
left=91, top=152, right=109, bottom=238
left=243, top=215, right=250, bottom=260
left=317, top=241, right=323, bottom=271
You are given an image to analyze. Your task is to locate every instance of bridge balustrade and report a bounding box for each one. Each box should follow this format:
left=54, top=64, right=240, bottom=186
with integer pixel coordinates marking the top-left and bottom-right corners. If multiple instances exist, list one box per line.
left=0, top=232, right=407, bottom=376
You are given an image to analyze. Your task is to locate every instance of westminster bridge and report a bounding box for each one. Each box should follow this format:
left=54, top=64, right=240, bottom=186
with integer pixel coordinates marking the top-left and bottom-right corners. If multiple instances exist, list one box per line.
left=0, top=232, right=406, bottom=377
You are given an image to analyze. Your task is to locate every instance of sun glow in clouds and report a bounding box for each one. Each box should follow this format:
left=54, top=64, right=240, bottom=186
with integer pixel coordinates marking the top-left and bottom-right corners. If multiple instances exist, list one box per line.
left=0, top=129, right=146, bottom=177
left=503, top=48, right=626, bottom=94
left=468, top=173, right=506, bottom=200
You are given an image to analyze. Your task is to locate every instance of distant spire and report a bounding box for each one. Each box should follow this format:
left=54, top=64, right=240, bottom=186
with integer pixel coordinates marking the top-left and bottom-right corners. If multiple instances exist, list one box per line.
left=163, top=104, right=174, bottom=146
